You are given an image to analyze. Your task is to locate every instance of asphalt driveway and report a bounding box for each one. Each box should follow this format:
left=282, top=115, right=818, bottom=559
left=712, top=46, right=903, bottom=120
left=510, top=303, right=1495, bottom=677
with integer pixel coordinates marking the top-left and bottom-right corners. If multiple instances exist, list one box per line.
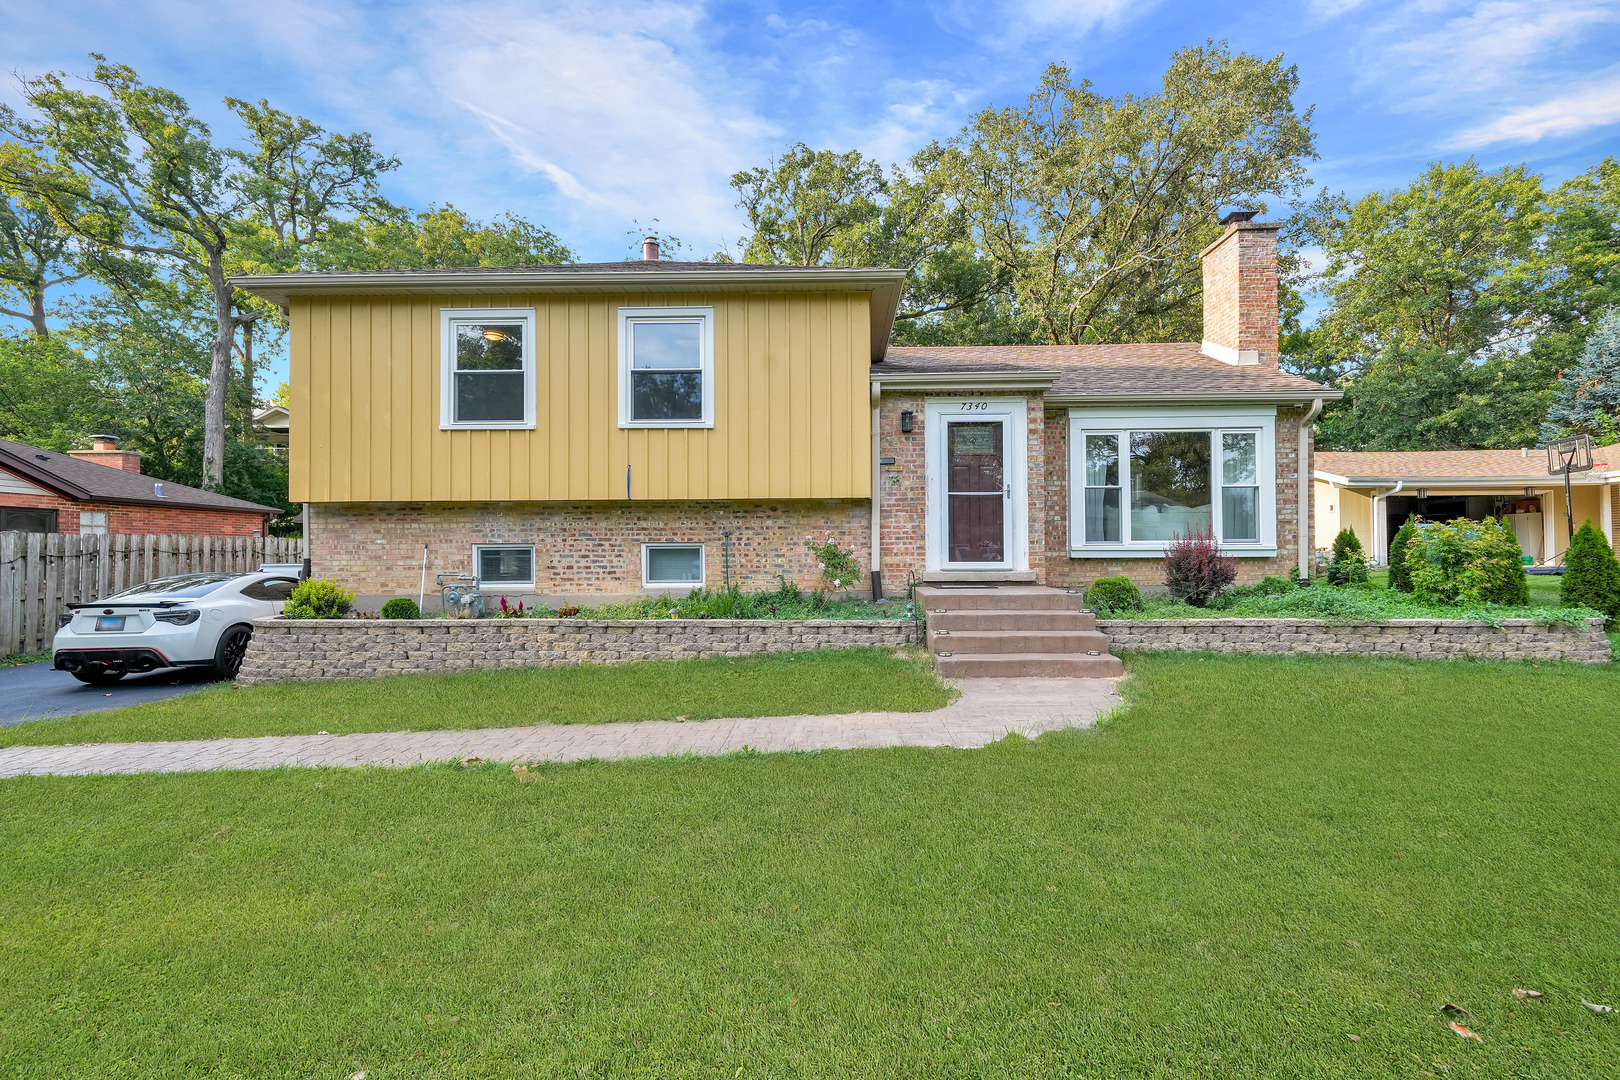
left=0, top=662, right=217, bottom=726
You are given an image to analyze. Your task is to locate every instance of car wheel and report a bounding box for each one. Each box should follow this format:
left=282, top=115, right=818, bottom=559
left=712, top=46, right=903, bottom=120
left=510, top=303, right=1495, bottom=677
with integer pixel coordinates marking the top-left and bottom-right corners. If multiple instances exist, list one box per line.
left=214, top=625, right=253, bottom=680
left=72, top=669, right=126, bottom=686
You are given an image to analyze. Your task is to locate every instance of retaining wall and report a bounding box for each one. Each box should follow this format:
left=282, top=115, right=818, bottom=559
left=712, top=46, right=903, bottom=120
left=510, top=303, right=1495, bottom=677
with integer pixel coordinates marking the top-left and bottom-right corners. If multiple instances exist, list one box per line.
left=237, top=617, right=918, bottom=685
left=1096, top=617, right=1611, bottom=663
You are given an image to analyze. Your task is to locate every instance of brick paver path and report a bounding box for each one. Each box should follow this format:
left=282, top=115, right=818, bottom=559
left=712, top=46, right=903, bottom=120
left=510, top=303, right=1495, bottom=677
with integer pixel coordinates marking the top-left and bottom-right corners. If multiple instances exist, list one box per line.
left=0, top=678, right=1118, bottom=778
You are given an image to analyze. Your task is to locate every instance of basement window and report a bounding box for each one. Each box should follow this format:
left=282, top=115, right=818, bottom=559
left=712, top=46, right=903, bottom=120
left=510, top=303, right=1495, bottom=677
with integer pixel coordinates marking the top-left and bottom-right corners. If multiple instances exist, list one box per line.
left=475, top=545, right=535, bottom=587
left=642, top=543, right=705, bottom=589
left=618, top=307, right=715, bottom=428
left=440, top=308, right=536, bottom=429
left=79, top=511, right=109, bottom=535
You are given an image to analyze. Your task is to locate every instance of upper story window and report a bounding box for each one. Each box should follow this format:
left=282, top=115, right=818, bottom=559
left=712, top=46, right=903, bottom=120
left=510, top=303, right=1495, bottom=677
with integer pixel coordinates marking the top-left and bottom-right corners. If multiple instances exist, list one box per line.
left=1069, top=407, right=1277, bottom=557
left=618, top=306, right=715, bottom=428
left=440, top=308, right=536, bottom=429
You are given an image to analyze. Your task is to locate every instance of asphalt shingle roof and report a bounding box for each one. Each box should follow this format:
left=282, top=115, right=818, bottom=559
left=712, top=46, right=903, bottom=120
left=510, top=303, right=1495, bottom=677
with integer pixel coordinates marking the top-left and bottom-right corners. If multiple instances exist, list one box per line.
left=0, top=438, right=280, bottom=514
left=1316, top=446, right=1620, bottom=481
left=877, top=343, right=1336, bottom=399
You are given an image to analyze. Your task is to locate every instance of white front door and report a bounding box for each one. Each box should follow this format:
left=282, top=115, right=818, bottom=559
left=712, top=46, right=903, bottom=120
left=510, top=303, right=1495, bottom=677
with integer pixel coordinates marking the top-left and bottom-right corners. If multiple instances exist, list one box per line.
left=925, top=398, right=1028, bottom=573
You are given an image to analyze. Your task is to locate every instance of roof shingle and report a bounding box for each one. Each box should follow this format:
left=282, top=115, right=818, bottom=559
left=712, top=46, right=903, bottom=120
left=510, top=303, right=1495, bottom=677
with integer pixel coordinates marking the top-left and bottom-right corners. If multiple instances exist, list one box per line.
left=0, top=438, right=280, bottom=514
left=1316, top=446, right=1620, bottom=481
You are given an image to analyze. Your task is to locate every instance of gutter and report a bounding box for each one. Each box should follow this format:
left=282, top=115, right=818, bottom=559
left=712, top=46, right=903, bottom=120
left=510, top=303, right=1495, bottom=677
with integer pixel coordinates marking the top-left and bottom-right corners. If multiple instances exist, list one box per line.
left=1368, top=480, right=1405, bottom=565
left=1299, top=398, right=1324, bottom=581
left=1048, top=389, right=1345, bottom=407
left=870, top=370, right=1062, bottom=392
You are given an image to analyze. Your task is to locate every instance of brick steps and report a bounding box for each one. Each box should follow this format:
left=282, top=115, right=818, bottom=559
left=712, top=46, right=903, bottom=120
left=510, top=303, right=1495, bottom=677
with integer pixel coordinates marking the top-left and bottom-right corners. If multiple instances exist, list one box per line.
left=915, top=585, right=1123, bottom=679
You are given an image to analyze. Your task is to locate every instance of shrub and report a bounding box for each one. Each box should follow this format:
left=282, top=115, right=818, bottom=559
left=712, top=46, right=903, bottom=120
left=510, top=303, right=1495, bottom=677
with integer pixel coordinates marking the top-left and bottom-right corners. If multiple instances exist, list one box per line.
left=1258, top=575, right=1296, bottom=595
left=1084, top=575, right=1143, bottom=614
left=282, top=578, right=355, bottom=620
left=380, top=597, right=421, bottom=619
left=1408, top=517, right=1530, bottom=606
left=1387, top=518, right=1419, bottom=593
left=1163, top=527, right=1236, bottom=607
left=1561, top=519, right=1620, bottom=620
left=805, top=537, right=861, bottom=590
left=1326, top=528, right=1369, bottom=586
left=1209, top=574, right=1296, bottom=611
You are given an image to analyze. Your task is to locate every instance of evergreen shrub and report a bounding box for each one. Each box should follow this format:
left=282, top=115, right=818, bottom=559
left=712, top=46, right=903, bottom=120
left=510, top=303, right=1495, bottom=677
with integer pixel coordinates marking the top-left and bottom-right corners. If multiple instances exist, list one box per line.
left=282, top=579, right=355, bottom=620
left=1387, top=518, right=1418, bottom=592
left=380, top=598, right=421, bottom=619
left=1561, top=520, right=1620, bottom=620
left=1084, top=575, right=1143, bottom=614
left=1327, top=528, right=1370, bottom=586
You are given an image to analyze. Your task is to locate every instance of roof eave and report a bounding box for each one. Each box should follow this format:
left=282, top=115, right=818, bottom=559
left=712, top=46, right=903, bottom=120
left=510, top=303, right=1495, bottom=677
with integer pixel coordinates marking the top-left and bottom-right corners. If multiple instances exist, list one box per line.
left=1047, top=389, right=1344, bottom=406
left=1313, top=470, right=1610, bottom=487
left=870, top=370, right=1062, bottom=392
left=0, top=452, right=90, bottom=501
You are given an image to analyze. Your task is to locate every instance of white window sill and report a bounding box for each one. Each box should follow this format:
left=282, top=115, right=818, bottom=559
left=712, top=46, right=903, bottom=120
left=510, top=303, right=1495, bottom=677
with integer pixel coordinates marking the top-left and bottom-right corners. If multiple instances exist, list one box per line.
left=441, top=422, right=537, bottom=431
left=619, top=421, right=714, bottom=430
left=1069, top=546, right=1278, bottom=559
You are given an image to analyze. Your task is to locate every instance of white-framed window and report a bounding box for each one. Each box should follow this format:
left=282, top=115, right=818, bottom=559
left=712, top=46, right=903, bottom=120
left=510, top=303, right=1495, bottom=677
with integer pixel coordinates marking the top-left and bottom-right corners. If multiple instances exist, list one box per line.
left=78, top=511, right=109, bottom=535
left=1068, top=407, right=1277, bottom=557
left=641, top=543, right=705, bottom=589
left=474, top=545, right=535, bottom=587
left=440, top=308, right=537, bottom=429
left=618, top=306, right=715, bottom=428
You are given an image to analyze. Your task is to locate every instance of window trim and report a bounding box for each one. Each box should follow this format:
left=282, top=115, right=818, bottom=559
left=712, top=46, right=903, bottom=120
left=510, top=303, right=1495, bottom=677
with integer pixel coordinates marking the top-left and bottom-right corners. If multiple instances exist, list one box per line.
left=641, top=542, right=706, bottom=589
left=617, top=306, right=716, bottom=429
left=1067, top=407, right=1278, bottom=558
left=473, top=544, right=536, bottom=588
left=439, top=307, right=538, bottom=430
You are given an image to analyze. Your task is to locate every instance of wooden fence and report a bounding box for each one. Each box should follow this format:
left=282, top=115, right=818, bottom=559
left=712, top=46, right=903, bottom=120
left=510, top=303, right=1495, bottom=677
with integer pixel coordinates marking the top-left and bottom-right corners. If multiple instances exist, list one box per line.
left=0, top=532, right=305, bottom=657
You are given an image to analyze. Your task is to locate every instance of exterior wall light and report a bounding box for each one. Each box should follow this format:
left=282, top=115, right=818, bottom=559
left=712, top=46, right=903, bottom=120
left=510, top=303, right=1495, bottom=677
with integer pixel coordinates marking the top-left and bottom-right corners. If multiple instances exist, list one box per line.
left=900, top=410, right=914, bottom=433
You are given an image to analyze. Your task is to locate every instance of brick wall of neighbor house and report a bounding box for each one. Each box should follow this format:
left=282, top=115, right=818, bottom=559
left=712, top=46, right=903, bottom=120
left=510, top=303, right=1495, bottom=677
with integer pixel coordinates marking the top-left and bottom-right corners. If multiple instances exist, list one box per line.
left=1043, top=407, right=1311, bottom=590
left=310, top=500, right=871, bottom=597
left=0, top=489, right=269, bottom=535
left=876, top=391, right=1047, bottom=583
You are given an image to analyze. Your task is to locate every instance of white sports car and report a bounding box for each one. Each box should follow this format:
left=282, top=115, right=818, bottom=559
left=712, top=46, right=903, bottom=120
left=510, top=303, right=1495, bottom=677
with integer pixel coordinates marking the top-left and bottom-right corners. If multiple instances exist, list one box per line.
left=53, top=571, right=301, bottom=685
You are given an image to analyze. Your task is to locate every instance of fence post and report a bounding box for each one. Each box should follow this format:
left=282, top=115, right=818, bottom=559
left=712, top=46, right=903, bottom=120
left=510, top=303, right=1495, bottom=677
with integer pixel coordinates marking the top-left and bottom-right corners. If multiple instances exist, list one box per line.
left=0, top=533, right=18, bottom=655
left=23, top=533, right=43, bottom=655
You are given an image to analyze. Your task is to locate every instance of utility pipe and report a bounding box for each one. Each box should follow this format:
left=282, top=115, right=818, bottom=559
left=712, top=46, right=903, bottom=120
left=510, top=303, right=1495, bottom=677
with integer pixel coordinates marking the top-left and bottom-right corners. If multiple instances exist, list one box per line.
left=870, top=380, right=883, bottom=600
left=1297, top=398, right=1324, bottom=580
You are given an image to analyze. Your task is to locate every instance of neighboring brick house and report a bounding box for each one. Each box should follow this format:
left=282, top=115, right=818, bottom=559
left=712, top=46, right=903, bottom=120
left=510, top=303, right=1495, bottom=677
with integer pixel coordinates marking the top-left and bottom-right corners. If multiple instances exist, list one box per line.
left=234, top=214, right=1338, bottom=604
left=0, top=435, right=280, bottom=536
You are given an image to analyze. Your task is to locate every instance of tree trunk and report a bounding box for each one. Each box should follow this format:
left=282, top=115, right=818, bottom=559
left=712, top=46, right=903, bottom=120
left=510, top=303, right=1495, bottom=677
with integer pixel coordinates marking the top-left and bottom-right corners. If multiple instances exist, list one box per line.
left=240, top=318, right=254, bottom=440
left=202, top=250, right=233, bottom=490
left=28, top=288, right=49, bottom=339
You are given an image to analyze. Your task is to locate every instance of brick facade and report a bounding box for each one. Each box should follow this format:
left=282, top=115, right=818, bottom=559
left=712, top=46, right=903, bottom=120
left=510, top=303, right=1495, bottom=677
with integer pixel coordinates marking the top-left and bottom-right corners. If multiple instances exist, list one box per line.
left=310, top=499, right=871, bottom=600
left=0, top=487, right=270, bottom=536
left=1200, top=222, right=1280, bottom=368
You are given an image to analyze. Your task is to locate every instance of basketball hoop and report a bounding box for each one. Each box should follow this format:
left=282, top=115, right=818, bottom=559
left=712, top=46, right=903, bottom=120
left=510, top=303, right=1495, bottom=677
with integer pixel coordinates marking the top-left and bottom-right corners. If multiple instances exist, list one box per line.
left=1546, top=434, right=1594, bottom=560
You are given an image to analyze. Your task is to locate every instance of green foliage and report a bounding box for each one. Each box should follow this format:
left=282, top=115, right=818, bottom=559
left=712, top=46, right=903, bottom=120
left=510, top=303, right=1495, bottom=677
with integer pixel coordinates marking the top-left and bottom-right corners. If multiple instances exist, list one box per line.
left=1407, top=517, right=1530, bottom=607
left=1083, top=575, right=1143, bottom=614
left=309, top=203, right=574, bottom=271
left=1208, top=575, right=1296, bottom=610
left=1561, top=520, right=1620, bottom=620
left=0, top=332, right=99, bottom=447
left=804, top=537, right=861, bottom=589
left=1543, top=306, right=1620, bottom=446
left=1326, top=527, right=1369, bottom=586
left=1387, top=518, right=1418, bottom=593
left=282, top=578, right=354, bottom=620
left=1136, top=581, right=1594, bottom=627
left=380, top=598, right=420, bottom=620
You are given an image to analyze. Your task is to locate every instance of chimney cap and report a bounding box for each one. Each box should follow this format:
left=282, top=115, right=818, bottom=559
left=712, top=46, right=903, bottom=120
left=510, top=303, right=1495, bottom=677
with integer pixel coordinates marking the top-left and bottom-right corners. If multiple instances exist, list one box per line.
left=89, top=434, right=121, bottom=446
left=1219, top=209, right=1259, bottom=227
left=642, top=236, right=661, bottom=261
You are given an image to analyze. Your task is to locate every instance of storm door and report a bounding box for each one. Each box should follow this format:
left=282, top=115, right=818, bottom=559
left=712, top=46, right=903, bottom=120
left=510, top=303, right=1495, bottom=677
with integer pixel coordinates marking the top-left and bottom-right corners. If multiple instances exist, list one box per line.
left=946, top=420, right=1007, bottom=564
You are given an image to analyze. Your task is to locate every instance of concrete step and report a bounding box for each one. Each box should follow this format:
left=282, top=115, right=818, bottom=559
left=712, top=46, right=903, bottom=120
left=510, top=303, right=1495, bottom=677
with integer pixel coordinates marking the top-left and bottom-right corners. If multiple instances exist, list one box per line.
left=915, top=585, right=1083, bottom=612
left=929, top=609, right=1098, bottom=632
left=930, top=629, right=1114, bottom=655
left=935, top=652, right=1125, bottom=678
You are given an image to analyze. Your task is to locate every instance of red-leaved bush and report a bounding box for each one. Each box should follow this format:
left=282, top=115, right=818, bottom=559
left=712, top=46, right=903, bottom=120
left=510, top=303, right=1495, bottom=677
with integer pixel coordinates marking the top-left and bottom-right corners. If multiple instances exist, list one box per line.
left=1163, top=527, right=1236, bottom=607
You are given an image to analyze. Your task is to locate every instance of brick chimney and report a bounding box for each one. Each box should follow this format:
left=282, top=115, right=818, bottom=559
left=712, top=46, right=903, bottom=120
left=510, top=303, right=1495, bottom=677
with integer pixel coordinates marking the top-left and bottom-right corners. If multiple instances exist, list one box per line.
left=69, top=435, right=143, bottom=474
left=642, top=236, right=660, bottom=261
left=1199, top=210, right=1279, bottom=367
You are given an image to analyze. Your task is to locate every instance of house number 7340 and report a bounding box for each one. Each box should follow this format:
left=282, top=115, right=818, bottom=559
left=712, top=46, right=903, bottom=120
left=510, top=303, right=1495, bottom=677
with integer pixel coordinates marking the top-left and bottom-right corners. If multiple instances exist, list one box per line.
left=958, top=401, right=990, bottom=411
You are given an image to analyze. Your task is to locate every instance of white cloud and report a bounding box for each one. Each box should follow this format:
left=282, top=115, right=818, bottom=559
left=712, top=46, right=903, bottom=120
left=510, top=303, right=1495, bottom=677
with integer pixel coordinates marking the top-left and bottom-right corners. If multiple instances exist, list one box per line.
left=1450, top=68, right=1620, bottom=146
left=932, top=0, right=1156, bottom=46
left=1379, top=0, right=1618, bottom=97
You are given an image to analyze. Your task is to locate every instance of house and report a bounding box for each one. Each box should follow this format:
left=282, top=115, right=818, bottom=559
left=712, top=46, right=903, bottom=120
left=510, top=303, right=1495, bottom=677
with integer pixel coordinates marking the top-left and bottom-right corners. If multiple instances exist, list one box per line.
left=232, top=213, right=1339, bottom=606
left=0, top=435, right=281, bottom=536
left=1315, top=447, right=1620, bottom=566
left=253, top=404, right=290, bottom=449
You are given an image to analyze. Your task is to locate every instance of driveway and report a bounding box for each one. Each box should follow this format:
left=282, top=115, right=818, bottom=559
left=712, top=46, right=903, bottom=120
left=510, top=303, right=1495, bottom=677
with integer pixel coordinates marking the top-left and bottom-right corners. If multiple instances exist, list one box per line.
left=0, top=662, right=217, bottom=727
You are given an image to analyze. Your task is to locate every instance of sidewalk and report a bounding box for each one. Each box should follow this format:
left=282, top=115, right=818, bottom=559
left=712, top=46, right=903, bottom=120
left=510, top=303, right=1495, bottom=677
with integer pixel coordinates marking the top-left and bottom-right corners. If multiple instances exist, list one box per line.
left=0, top=678, right=1119, bottom=778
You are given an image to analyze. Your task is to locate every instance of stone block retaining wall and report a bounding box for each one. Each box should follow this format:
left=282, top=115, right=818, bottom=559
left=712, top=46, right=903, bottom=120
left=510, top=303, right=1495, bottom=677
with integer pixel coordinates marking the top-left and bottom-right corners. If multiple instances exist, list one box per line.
left=1097, top=617, right=1611, bottom=663
left=237, top=618, right=918, bottom=685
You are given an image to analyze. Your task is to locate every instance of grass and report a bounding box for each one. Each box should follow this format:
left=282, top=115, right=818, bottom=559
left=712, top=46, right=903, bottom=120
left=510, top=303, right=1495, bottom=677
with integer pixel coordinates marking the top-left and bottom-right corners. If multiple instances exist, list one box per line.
left=2, top=652, right=1617, bottom=1077
left=0, top=652, right=48, bottom=668
left=0, top=649, right=951, bottom=748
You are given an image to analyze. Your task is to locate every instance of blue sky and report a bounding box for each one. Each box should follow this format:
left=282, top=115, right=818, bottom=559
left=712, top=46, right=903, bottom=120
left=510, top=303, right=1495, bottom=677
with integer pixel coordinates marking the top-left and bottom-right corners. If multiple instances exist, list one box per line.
left=5, top=0, right=1620, bottom=385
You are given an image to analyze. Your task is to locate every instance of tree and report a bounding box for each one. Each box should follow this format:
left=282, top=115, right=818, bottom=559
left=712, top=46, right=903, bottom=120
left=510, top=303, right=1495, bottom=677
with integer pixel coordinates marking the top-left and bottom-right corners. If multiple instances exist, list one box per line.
left=0, top=56, right=398, bottom=490
left=1542, top=306, right=1620, bottom=446
left=1387, top=517, right=1418, bottom=593
left=1561, top=519, right=1620, bottom=619
left=934, top=43, right=1316, bottom=345
left=729, top=143, right=1000, bottom=338
left=0, top=331, right=101, bottom=445
left=1326, top=527, right=1368, bottom=585
left=314, top=203, right=574, bottom=271
left=1515, top=157, right=1620, bottom=374
left=0, top=192, right=89, bottom=337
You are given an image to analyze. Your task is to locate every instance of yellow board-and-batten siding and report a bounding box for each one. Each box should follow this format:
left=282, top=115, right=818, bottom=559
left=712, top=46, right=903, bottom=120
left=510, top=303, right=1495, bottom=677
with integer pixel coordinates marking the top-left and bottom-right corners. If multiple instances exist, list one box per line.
left=289, top=291, right=872, bottom=504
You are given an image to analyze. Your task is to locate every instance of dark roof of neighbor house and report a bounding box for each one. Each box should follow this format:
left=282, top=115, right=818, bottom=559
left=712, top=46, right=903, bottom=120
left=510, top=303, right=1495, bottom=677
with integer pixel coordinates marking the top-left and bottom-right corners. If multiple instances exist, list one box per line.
left=877, top=343, right=1340, bottom=402
left=0, top=438, right=280, bottom=515
left=1317, top=446, right=1620, bottom=483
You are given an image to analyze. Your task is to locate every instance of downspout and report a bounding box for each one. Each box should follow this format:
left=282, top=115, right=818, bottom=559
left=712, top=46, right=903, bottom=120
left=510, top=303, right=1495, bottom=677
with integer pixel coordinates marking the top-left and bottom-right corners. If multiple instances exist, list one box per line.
left=870, top=380, right=883, bottom=601
left=1369, top=481, right=1405, bottom=565
left=1297, top=398, right=1324, bottom=581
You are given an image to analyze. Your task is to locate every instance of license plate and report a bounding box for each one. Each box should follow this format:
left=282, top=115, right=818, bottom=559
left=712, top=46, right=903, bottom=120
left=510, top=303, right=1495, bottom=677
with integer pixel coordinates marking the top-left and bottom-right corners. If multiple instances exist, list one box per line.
left=94, top=616, right=126, bottom=632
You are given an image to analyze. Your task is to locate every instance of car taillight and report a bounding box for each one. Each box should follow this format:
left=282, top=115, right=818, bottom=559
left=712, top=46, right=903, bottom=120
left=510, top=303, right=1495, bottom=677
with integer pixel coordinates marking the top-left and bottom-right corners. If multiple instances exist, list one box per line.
left=154, top=609, right=200, bottom=625
left=58, top=611, right=73, bottom=628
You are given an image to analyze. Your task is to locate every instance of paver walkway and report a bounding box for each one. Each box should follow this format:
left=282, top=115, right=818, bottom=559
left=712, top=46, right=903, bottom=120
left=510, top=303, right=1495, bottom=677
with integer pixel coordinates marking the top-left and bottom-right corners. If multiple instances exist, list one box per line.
left=0, top=678, right=1119, bottom=778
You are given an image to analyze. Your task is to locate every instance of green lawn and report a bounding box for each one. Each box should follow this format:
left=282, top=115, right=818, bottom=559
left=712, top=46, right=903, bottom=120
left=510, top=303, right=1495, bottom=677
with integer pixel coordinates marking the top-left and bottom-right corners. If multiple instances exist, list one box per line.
left=0, top=649, right=950, bottom=748
left=3, top=653, right=1617, bottom=1078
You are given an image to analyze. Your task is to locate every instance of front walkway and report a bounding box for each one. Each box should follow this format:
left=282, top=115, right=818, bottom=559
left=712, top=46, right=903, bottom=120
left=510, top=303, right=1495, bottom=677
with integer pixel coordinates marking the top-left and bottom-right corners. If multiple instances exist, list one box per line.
left=0, top=678, right=1119, bottom=778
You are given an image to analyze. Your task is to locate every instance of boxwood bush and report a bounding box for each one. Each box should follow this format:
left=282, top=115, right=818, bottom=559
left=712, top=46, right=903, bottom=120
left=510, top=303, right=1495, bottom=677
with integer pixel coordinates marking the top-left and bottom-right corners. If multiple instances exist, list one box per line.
left=1084, top=575, right=1143, bottom=614
left=282, top=579, right=355, bottom=620
left=380, top=597, right=421, bottom=620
